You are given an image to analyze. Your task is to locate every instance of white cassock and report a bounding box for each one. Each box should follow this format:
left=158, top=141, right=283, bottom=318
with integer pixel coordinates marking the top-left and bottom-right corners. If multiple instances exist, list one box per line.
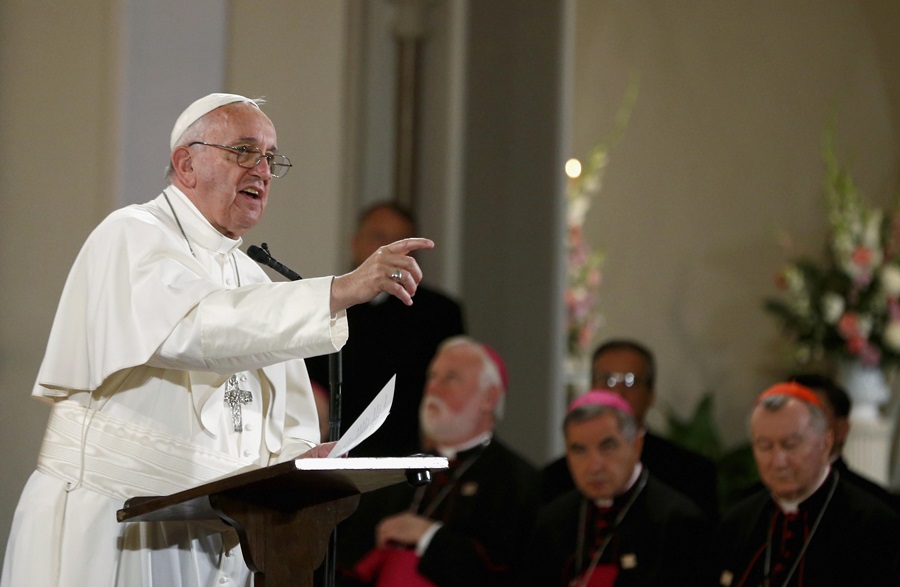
left=1, top=186, right=348, bottom=587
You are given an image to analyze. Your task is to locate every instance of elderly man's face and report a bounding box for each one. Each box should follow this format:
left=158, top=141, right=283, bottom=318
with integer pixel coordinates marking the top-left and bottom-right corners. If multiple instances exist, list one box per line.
left=591, top=348, right=653, bottom=424
left=751, top=399, right=833, bottom=502
left=421, top=344, right=495, bottom=446
left=187, top=103, right=278, bottom=238
left=566, top=411, right=643, bottom=501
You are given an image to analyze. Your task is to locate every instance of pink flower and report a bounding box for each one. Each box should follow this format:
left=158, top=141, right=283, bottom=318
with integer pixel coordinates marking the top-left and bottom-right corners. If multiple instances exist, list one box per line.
left=774, top=271, right=788, bottom=290
left=890, top=300, right=900, bottom=321
left=851, top=246, right=873, bottom=268
left=838, top=313, right=861, bottom=339
left=846, top=334, right=866, bottom=355
left=858, top=343, right=881, bottom=366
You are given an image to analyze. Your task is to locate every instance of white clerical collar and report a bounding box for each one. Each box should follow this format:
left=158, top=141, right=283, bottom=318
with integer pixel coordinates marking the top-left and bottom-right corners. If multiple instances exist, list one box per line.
left=164, top=185, right=242, bottom=255
left=775, top=464, right=831, bottom=513
left=594, top=462, right=643, bottom=508
left=434, top=432, right=492, bottom=461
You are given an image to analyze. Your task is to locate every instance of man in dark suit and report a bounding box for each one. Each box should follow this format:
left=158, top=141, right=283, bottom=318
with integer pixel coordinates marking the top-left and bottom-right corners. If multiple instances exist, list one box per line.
left=336, top=336, right=539, bottom=586
left=711, top=382, right=900, bottom=586
left=788, top=373, right=900, bottom=509
left=519, top=390, right=711, bottom=586
left=540, top=339, right=719, bottom=520
left=307, top=202, right=465, bottom=455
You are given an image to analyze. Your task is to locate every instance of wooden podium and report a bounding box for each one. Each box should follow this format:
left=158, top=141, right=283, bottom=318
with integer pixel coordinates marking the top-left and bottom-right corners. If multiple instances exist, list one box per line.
left=117, top=456, right=447, bottom=587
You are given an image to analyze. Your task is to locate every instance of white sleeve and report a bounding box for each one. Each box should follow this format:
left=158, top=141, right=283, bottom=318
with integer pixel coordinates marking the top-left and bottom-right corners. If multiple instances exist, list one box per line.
left=149, top=277, right=348, bottom=374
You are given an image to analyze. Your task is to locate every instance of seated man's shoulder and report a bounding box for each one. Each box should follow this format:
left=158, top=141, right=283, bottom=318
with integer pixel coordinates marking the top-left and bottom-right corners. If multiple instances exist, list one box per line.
left=837, top=461, right=900, bottom=513
left=487, top=438, right=538, bottom=477
left=409, top=283, right=463, bottom=311
left=474, top=440, right=540, bottom=511
left=716, top=488, right=771, bottom=540
left=540, top=454, right=568, bottom=478
left=645, top=473, right=704, bottom=510
left=837, top=475, right=900, bottom=528
left=643, top=431, right=716, bottom=474
left=643, top=433, right=720, bottom=519
left=535, top=488, right=583, bottom=524
left=814, top=478, right=900, bottom=575
left=537, top=455, right=575, bottom=504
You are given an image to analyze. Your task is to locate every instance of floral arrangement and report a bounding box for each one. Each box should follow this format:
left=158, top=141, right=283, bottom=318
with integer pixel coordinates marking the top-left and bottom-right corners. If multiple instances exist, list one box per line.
left=565, top=77, right=638, bottom=361
left=764, top=129, right=900, bottom=371
left=565, top=150, right=607, bottom=359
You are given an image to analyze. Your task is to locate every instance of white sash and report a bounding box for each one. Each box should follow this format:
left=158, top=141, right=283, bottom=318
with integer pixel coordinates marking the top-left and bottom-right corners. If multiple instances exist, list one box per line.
left=37, top=401, right=255, bottom=501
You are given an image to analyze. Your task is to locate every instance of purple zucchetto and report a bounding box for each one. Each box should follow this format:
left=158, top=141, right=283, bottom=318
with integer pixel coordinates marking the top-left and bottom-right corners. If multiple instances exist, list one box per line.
left=567, top=389, right=634, bottom=416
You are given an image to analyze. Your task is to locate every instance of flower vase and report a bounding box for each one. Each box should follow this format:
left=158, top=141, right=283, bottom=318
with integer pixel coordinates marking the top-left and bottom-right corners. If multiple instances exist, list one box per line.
left=837, top=360, right=891, bottom=421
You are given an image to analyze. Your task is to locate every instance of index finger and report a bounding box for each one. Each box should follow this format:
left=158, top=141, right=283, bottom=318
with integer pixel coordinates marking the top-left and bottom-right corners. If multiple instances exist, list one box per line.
left=384, top=238, right=435, bottom=255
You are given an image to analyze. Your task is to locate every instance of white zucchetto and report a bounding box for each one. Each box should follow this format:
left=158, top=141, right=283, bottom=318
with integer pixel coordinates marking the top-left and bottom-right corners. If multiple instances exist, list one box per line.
left=169, top=93, right=259, bottom=151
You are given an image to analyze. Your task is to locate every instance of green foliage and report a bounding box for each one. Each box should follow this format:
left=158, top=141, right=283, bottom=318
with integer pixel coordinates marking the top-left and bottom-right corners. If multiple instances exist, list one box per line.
left=666, top=394, right=722, bottom=459
left=663, top=392, right=760, bottom=512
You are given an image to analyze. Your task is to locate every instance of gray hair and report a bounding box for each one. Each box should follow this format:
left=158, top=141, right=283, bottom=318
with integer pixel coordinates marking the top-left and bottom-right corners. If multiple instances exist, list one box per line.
left=755, top=394, right=829, bottom=435
left=564, top=403, right=639, bottom=442
left=436, top=335, right=505, bottom=421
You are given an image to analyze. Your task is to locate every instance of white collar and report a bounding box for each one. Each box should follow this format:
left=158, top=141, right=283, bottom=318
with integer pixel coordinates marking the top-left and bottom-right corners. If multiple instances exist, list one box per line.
left=164, top=185, right=242, bottom=255
left=594, top=462, right=643, bottom=508
left=434, top=432, right=492, bottom=460
left=775, top=464, right=831, bottom=513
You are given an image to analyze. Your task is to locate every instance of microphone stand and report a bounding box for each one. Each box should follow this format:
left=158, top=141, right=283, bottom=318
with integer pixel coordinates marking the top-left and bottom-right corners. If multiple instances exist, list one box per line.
left=247, top=243, right=342, bottom=587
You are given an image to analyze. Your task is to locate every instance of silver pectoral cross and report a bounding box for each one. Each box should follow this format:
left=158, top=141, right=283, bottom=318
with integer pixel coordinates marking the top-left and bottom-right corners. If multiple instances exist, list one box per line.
left=224, top=374, right=253, bottom=432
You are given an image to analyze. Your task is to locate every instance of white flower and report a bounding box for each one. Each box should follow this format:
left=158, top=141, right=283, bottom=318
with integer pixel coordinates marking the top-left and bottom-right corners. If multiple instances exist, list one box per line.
left=567, top=196, right=590, bottom=226
left=783, top=265, right=804, bottom=290
left=884, top=320, right=900, bottom=351
left=821, top=293, right=845, bottom=324
left=857, top=314, right=874, bottom=338
left=582, top=175, right=602, bottom=196
left=881, top=264, right=900, bottom=297
left=864, top=210, right=883, bottom=249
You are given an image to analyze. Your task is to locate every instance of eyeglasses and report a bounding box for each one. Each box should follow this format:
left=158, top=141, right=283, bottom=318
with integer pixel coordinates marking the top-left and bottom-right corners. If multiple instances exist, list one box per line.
left=189, top=142, right=292, bottom=178
left=595, top=371, right=647, bottom=389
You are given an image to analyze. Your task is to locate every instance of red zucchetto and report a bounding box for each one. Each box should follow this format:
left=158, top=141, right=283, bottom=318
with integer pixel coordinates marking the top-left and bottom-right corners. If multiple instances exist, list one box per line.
left=756, top=381, right=823, bottom=409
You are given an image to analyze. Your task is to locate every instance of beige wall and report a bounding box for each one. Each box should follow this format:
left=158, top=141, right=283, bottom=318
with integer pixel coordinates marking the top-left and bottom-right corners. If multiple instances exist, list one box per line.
left=571, top=0, right=900, bottom=445
left=0, top=0, right=121, bottom=557
left=227, top=1, right=352, bottom=279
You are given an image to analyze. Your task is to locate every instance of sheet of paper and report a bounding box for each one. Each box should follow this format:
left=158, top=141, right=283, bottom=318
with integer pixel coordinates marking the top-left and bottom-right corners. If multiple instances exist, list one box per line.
left=327, top=374, right=395, bottom=457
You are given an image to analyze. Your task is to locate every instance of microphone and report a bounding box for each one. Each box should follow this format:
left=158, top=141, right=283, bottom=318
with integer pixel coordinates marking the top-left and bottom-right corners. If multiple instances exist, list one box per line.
left=247, top=243, right=302, bottom=281
left=248, top=240, right=341, bottom=587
